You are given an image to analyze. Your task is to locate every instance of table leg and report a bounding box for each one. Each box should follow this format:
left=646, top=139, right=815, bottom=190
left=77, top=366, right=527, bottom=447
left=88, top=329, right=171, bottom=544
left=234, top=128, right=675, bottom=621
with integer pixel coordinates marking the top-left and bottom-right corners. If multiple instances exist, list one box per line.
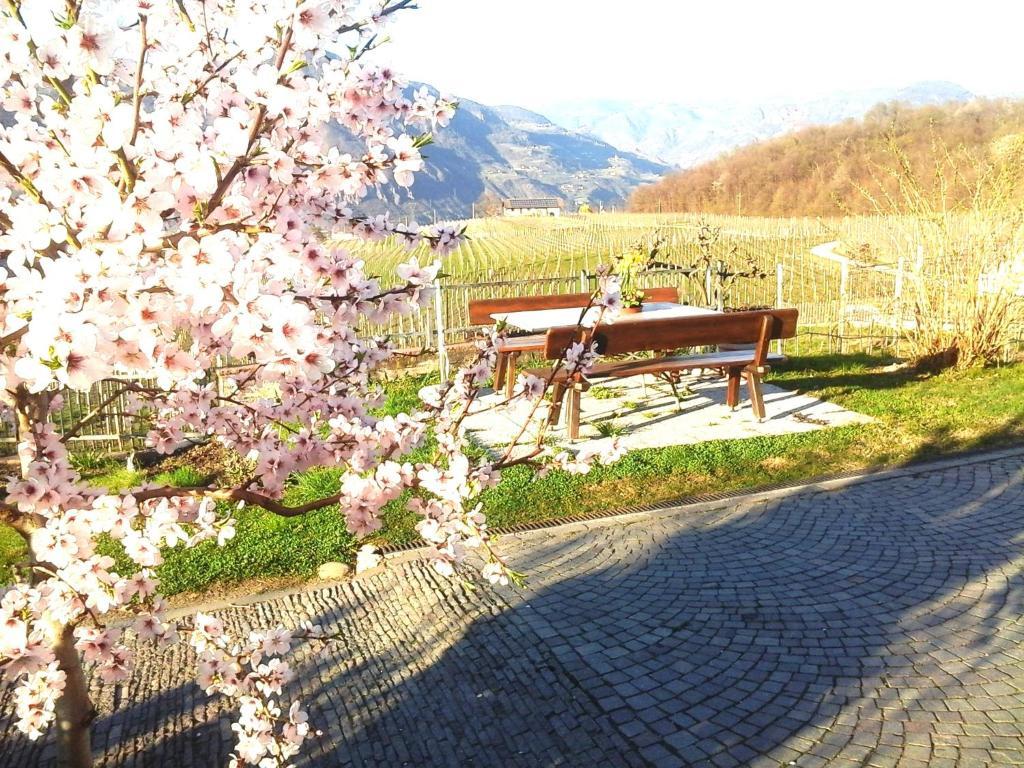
left=505, top=353, right=519, bottom=399
left=726, top=367, right=742, bottom=409
left=568, top=387, right=581, bottom=440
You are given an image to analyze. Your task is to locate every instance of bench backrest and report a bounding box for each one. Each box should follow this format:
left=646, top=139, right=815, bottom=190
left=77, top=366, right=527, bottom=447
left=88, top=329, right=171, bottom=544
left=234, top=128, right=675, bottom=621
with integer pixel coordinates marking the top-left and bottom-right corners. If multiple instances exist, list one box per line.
left=468, top=286, right=679, bottom=326
left=543, top=308, right=799, bottom=366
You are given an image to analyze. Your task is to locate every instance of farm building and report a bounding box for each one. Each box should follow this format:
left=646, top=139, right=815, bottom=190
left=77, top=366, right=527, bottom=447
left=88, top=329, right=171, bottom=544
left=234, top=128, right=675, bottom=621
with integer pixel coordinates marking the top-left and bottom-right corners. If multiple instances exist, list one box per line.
left=502, top=197, right=562, bottom=217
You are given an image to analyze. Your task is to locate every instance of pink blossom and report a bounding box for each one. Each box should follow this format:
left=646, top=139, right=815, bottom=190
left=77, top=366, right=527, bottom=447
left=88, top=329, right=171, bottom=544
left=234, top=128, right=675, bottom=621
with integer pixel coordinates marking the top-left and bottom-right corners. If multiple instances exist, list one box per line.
left=482, top=562, right=509, bottom=586
left=66, top=19, right=115, bottom=76
left=0, top=0, right=612, bottom=759
left=513, top=373, right=547, bottom=400
left=396, top=256, right=440, bottom=286
left=355, top=545, right=382, bottom=573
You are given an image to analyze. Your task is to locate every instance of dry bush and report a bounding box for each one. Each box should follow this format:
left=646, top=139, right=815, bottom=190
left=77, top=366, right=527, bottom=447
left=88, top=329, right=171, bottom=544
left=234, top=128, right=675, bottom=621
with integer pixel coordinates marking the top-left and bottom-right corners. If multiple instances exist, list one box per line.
left=862, top=133, right=1024, bottom=369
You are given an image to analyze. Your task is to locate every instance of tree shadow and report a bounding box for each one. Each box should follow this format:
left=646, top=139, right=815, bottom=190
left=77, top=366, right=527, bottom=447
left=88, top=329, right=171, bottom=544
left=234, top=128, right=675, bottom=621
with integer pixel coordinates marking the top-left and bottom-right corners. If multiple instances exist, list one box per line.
left=289, top=453, right=1024, bottom=767
left=770, top=366, right=931, bottom=398
left=5, top=453, right=1024, bottom=767
left=899, top=416, right=1024, bottom=466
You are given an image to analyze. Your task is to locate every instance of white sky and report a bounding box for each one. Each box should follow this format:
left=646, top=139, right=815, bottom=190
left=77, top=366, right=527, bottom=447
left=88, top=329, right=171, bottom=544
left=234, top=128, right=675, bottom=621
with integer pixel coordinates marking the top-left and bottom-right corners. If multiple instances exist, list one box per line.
left=381, top=0, right=1023, bottom=107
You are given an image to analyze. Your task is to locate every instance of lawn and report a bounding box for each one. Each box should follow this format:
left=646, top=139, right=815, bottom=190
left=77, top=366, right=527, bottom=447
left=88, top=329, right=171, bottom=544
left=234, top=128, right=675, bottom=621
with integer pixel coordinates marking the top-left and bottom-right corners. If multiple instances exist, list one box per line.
left=3, top=353, right=1022, bottom=596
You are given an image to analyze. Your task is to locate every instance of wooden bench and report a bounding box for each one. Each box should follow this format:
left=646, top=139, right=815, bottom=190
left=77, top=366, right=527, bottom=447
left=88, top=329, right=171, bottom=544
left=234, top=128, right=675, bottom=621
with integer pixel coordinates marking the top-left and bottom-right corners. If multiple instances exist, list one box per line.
left=530, top=308, right=799, bottom=439
left=468, top=286, right=680, bottom=397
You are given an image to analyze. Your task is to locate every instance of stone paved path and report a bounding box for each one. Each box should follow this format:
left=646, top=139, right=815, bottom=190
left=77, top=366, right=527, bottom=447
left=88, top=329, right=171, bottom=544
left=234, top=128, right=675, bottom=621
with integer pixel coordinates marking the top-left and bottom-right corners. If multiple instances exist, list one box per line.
left=4, top=451, right=1024, bottom=767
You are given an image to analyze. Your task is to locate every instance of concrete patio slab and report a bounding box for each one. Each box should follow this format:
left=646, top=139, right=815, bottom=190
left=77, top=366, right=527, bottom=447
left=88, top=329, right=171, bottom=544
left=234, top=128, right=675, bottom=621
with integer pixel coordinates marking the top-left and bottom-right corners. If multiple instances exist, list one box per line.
left=462, top=373, right=873, bottom=452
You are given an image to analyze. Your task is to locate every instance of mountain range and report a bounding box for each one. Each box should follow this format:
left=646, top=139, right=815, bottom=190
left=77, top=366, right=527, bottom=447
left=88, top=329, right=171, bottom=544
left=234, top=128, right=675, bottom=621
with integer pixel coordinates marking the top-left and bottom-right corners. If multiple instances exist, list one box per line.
left=541, top=81, right=977, bottom=168
left=359, top=80, right=979, bottom=220
left=361, top=96, right=669, bottom=221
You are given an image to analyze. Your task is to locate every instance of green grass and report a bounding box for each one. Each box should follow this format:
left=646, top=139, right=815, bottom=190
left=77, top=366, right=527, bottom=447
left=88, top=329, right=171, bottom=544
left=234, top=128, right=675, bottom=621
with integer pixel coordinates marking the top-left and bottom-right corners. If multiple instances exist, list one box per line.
left=3, top=355, right=1023, bottom=596
left=143, top=470, right=359, bottom=595
left=376, top=354, right=1024, bottom=538
left=590, top=385, right=625, bottom=400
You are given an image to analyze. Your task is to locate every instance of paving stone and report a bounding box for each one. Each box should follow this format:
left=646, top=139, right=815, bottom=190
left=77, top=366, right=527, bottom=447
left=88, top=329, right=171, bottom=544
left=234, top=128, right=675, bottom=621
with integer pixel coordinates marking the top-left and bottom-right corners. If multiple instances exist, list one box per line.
left=4, top=453, right=1024, bottom=766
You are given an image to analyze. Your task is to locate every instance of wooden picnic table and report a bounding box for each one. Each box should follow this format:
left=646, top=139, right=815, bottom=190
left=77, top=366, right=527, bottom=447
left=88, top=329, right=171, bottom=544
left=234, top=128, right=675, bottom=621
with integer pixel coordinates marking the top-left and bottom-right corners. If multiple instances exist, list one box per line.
left=526, top=308, right=798, bottom=439
left=491, top=301, right=720, bottom=332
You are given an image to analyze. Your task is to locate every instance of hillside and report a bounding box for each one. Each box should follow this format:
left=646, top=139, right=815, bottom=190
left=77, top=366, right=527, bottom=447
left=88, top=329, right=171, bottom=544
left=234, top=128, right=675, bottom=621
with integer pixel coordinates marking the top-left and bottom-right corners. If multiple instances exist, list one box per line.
left=629, top=100, right=1024, bottom=217
left=344, top=92, right=669, bottom=221
left=544, top=81, right=976, bottom=168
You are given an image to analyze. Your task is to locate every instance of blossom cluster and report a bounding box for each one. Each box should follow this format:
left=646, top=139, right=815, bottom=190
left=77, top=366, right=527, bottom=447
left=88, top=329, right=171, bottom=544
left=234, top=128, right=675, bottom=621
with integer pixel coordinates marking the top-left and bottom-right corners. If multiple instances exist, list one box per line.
left=190, top=613, right=315, bottom=766
left=0, top=0, right=468, bottom=753
left=0, top=0, right=627, bottom=762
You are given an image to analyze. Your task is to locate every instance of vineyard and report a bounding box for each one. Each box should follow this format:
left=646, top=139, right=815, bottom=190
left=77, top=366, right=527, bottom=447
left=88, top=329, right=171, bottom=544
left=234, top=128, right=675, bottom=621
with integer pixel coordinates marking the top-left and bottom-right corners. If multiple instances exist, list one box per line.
left=3, top=213, right=1020, bottom=453
left=350, top=212, right=1019, bottom=357
left=354, top=213, right=830, bottom=281
left=352, top=212, right=1001, bottom=281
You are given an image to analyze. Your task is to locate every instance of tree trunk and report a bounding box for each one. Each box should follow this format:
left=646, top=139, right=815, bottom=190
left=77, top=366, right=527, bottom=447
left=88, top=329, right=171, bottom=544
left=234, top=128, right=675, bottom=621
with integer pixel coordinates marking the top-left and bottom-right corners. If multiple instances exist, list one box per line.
left=16, top=390, right=95, bottom=766
left=52, top=623, right=95, bottom=768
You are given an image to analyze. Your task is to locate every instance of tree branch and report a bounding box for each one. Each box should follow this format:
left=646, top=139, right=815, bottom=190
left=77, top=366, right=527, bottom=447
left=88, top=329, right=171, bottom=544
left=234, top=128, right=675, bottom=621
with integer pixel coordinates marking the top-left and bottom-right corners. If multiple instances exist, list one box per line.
left=338, top=0, right=418, bottom=35
left=202, top=24, right=293, bottom=218
left=0, top=325, right=27, bottom=350
left=128, top=15, right=148, bottom=146
left=131, top=485, right=341, bottom=518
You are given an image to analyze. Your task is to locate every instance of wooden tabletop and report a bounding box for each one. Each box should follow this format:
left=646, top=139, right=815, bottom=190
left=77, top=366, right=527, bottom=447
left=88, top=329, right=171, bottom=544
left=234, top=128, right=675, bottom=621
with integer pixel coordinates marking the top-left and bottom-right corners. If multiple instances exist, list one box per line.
left=491, top=302, right=720, bottom=332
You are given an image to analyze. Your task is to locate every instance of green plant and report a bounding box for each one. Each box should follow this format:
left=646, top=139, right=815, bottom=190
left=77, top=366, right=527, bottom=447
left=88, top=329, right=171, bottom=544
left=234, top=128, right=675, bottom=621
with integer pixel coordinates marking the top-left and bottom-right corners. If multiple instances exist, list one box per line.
left=151, top=466, right=208, bottom=487
left=68, top=450, right=117, bottom=473
left=858, top=132, right=1024, bottom=369
left=594, top=419, right=627, bottom=437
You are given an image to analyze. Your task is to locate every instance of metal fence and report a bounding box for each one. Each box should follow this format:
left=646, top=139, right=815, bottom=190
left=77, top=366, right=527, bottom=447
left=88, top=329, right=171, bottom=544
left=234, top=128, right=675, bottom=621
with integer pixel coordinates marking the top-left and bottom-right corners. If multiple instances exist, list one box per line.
left=0, top=377, right=153, bottom=456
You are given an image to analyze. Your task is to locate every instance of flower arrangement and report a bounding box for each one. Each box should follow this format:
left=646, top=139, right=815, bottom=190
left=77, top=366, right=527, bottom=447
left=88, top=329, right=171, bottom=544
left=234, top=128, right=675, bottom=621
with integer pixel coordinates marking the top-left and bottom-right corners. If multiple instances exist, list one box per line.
left=612, top=241, right=654, bottom=311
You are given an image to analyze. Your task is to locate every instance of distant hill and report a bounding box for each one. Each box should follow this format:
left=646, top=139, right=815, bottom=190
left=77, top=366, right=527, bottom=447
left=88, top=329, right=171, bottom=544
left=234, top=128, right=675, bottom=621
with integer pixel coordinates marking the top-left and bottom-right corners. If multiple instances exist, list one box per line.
left=345, top=91, right=669, bottom=221
left=628, top=99, right=1024, bottom=217
left=543, top=81, right=977, bottom=168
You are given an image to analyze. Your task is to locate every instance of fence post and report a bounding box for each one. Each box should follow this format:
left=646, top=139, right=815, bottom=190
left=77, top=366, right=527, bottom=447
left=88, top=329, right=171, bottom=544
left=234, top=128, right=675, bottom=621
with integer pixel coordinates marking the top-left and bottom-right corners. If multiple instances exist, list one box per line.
left=894, top=257, right=905, bottom=357
left=422, top=291, right=433, bottom=351
left=110, top=382, right=124, bottom=454
left=775, top=263, right=785, bottom=355
left=579, top=270, right=588, bottom=293
left=714, top=259, right=725, bottom=311
left=433, top=278, right=449, bottom=381
left=704, top=264, right=713, bottom=308
left=838, top=260, right=849, bottom=355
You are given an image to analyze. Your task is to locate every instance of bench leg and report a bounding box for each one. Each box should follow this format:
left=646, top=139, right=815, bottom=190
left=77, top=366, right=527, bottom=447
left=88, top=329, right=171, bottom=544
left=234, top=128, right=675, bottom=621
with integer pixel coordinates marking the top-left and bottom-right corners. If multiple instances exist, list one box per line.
left=494, top=351, right=508, bottom=392
left=504, top=353, right=519, bottom=399
left=747, top=371, right=766, bottom=421
left=664, top=374, right=684, bottom=411
left=726, top=367, right=742, bottom=409
left=548, top=382, right=566, bottom=425
left=568, top=387, right=581, bottom=440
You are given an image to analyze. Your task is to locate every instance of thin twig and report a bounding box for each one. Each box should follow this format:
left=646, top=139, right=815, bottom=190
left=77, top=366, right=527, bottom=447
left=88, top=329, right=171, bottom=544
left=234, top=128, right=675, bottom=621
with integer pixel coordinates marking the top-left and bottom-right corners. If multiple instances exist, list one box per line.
left=128, top=15, right=148, bottom=146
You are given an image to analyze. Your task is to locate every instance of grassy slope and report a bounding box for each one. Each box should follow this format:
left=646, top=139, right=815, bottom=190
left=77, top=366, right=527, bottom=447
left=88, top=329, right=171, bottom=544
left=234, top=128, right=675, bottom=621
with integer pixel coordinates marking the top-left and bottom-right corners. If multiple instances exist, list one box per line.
left=3, top=355, right=1022, bottom=595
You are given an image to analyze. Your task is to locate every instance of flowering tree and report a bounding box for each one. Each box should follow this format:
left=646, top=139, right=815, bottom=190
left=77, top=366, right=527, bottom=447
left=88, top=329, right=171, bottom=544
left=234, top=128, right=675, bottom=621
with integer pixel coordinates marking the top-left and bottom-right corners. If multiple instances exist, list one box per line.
left=0, top=1, right=622, bottom=766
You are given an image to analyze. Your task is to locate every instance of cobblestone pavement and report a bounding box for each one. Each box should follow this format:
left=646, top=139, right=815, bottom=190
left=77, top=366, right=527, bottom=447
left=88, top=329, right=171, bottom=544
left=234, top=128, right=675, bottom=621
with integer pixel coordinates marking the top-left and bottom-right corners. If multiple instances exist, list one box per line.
left=4, top=452, right=1024, bottom=767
